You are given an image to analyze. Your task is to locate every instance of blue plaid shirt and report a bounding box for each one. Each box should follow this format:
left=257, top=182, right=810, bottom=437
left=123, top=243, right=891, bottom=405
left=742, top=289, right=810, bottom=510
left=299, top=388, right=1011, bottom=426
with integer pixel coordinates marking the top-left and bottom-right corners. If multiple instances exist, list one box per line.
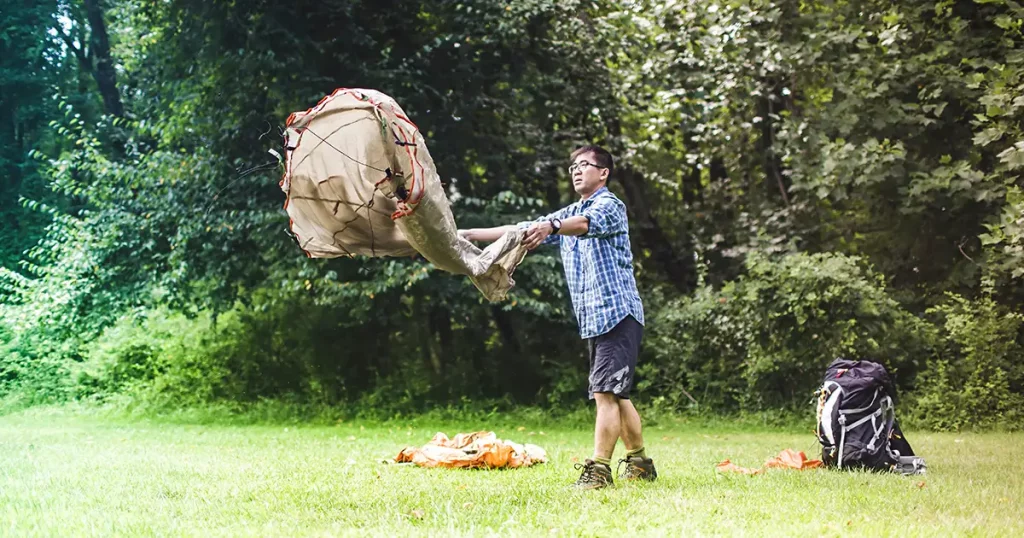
left=520, top=187, right=644, bottom=339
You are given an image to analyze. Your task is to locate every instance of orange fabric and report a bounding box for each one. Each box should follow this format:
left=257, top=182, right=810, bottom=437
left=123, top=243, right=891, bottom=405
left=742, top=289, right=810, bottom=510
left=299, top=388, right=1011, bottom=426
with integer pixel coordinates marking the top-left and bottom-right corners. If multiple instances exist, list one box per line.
left=764, top=448, right=824, bottom=470
left=715, top=459, right=764, bottom=475
left=716, top=449, right=823, bottom=475
left=394, top=431, right=547, bottom=469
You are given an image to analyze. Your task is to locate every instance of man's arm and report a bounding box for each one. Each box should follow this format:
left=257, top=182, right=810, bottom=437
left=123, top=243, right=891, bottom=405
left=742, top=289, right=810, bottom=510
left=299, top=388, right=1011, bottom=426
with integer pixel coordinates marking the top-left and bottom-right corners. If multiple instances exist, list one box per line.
left=581, top=197, right=627, bottom=238
left=460, top=206, right=571, bottom=245
left=522, top=215, right=589, bottom=249
left=458, top=225, right=519, bottom=243
left=558, top=215, right=590, bottom=236
left=521, top=196, right=626, bottom=249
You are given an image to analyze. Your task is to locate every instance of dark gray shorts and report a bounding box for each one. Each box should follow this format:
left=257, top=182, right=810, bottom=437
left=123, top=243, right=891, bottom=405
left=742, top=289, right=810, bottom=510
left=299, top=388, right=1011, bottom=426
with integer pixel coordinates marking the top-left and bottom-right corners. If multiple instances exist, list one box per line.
left=587, top=315, right=643, bottom=400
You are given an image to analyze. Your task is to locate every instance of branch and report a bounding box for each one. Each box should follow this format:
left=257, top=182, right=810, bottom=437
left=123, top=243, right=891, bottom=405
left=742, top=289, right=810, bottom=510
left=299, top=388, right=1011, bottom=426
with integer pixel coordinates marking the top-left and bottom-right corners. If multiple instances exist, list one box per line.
left=767, top=98, right=791, bottom=207
left=957, top=237, right=977, bottom=265
left=56, top=27, right=91, bottom=70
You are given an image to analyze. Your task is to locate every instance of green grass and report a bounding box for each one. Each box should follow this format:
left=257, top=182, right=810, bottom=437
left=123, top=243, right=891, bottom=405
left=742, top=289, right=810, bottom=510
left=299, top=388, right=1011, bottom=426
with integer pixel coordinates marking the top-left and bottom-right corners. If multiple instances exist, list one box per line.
left=1, top=408, right=1022, bottom=537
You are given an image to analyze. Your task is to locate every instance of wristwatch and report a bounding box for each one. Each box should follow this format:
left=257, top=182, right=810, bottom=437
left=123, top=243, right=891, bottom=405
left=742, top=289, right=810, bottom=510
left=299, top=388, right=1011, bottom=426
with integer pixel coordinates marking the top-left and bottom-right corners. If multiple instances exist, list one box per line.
left=549, top=218, right=562, bottom=235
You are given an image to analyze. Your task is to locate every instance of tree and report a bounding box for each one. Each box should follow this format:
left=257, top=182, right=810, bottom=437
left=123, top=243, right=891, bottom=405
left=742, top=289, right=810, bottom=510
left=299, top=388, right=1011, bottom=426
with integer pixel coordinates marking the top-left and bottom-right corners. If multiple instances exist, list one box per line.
left=0, top=0, right=65, bottom=268
left=54, top=0, right=124, bottom=117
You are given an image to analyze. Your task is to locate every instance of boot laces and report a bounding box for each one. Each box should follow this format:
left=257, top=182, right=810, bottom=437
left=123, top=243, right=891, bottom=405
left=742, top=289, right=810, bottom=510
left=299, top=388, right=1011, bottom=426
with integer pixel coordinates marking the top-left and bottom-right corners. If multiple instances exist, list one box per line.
left=574, top=461, right=596, bottom=482
left=617, top=457, right=636, bottom=478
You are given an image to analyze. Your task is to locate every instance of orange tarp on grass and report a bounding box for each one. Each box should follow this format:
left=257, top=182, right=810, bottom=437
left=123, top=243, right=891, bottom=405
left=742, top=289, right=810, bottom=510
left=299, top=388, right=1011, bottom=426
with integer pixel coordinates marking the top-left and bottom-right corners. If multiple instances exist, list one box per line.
left=716, top=449, right=823, bottom=475
left=765, top=448, right=823, bottom=470
left=715, top=460, right=764, bottom=475
left=394, top=431, right=548, bottom=469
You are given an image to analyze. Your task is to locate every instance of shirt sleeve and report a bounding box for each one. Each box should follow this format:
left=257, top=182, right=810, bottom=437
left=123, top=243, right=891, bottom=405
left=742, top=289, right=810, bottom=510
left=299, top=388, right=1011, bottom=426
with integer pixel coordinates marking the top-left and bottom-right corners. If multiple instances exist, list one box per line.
left=582, top=196, right=627, bottom=238
left=516, top=206, right=569, bottom=247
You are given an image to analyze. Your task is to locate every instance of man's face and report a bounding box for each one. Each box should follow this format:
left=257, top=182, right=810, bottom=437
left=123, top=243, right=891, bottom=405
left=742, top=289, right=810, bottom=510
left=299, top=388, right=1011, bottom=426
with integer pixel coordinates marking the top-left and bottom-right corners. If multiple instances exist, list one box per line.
left=569, top=152, right=608, bottom=198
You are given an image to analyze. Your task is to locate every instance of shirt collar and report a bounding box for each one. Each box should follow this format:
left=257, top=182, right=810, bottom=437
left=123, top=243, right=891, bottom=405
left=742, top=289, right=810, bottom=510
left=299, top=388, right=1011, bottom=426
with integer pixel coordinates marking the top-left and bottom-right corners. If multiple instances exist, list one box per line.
left=579, top=186, right=610, bottom=207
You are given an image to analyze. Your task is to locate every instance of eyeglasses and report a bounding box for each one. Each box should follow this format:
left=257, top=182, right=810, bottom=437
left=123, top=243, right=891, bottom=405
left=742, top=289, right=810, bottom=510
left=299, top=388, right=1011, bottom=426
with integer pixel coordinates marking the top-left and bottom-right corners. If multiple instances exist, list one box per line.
left=568, top=161, right=607, bottom=175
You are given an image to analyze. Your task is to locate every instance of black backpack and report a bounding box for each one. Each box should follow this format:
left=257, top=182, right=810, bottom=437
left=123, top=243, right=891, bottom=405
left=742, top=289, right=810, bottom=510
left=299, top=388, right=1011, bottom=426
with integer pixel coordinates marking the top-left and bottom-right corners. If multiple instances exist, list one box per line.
left=815, top=358, right=925, bottom=475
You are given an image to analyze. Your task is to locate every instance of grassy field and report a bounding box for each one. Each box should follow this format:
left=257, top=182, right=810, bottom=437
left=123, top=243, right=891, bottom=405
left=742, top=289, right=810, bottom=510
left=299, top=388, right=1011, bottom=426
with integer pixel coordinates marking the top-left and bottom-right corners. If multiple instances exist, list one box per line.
left=1, top=408, right=1022, bottom=537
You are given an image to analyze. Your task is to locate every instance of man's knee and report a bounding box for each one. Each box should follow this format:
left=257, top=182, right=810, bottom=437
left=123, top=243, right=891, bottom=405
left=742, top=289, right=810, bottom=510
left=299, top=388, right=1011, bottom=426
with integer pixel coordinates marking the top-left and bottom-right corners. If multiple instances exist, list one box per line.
left=593, top=391, right=620, bottom=408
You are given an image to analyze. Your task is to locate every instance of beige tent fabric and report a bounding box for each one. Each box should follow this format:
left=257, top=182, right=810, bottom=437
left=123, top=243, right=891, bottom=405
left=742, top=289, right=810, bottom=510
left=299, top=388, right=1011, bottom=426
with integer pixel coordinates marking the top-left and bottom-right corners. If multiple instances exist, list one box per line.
left=394, top=431, right=548, bottom=469
left=280, top=88, right=528, bottom=301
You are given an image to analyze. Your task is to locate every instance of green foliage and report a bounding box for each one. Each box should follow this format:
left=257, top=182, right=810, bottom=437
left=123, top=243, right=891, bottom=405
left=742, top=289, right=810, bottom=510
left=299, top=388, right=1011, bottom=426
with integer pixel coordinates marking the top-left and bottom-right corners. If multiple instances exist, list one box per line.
left=980, top=186, right=1024, bottom=283
left=0, top=331, right=78, bottom=409
left=75, top=310, right=227, bottom=405
left=0, top=204, right=122, bottom=405
left=2, top=0, right=1023, bottom=427
left=772, top=0, right=1024, bottom=303
left=643, top=252, right=933, bottom=411
left=0, top=0, right=67, bottom=269
left=911, top=293, right=1024, bottom=431
left=65, top=280, right=583, bottom=413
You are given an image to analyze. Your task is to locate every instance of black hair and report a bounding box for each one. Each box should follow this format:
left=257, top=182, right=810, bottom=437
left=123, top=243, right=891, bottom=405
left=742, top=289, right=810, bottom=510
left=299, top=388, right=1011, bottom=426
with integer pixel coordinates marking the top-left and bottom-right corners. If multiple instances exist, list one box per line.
left=570, top=145, right=614, bottom=183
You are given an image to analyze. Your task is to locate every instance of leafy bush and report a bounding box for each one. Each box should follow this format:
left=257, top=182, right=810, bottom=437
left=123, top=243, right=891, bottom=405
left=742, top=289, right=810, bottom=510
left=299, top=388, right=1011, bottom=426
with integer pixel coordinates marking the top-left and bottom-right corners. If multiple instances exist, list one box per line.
left=67, top=280, right=579, bottom=413
left=909, top=293, right=1024, bottom=431
left=0, top=205, right=142, bottom=406
left=0, top=329, right=80, bottom=409
left=74, top=309, right=229, bottom=406
left=642, top=252, right=935, bottom=411
left=74, top=300, right=384, bottom=408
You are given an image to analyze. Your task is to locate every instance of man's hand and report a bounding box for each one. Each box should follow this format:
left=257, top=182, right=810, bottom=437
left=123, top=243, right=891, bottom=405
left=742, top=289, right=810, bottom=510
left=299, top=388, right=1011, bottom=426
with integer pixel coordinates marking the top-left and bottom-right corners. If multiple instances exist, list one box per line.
left=523, top=221, right=553, bottom=250
left=458, top=229, right=475, bottom=241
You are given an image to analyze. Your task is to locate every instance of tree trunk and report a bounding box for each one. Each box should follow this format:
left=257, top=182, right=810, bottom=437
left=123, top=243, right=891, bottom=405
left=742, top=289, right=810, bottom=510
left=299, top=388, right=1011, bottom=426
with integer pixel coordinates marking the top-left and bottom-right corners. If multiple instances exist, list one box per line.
left=684, top=163, right=702, bottom=204
left=617, top=164, right=697, bottom=293
left=84, top=0, right=124, bottom=117
left=757, top=91, right=789, bottom=205
left=491, top=305, right=522, bottom=355
left=429, top=305, right=453, bottom=371
left=415, top=300, right=442, bottom=379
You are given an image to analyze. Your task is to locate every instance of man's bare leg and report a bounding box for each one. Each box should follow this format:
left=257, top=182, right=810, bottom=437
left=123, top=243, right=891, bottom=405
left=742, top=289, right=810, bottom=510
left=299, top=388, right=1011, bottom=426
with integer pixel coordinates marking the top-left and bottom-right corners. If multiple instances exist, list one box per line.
left=571, top=392, right=621, bottom=489
left=593, top=392, right=621, bottom=461
left=616, top=398, right=657, bottom=480
left=618, top=398, right=644, bottom=452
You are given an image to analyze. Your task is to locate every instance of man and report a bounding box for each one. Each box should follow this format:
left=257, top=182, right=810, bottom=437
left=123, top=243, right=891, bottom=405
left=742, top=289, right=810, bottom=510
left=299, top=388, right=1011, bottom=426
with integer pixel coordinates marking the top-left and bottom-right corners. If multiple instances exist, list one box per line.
left=459, top=145, right=656, bottom=489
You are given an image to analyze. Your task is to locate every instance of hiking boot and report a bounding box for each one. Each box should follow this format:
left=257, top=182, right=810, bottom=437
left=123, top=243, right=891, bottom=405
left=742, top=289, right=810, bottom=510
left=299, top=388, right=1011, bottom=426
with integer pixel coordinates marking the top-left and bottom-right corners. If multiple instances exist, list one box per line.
left=572, top=459, right=613, bottom=490
left=617, top=456, right=658, bottom=481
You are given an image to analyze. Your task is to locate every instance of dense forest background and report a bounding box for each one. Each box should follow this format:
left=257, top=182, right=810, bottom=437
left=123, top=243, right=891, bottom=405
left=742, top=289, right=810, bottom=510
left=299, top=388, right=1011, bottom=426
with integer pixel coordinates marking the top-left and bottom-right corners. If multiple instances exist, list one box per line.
left=2, top=0, right=1022, bottom=429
